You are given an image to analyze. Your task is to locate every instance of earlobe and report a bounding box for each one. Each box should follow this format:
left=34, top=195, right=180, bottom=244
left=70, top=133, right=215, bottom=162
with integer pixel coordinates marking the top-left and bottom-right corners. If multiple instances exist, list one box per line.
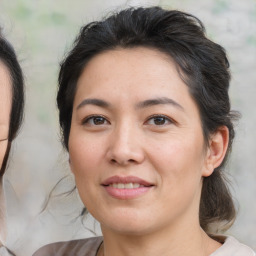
left=202, top=126, right=229, bottom=177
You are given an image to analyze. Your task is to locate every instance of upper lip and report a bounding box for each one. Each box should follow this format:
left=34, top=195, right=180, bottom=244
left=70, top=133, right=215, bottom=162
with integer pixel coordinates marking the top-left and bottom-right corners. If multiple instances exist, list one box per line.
left=101, top=175, right=153, bottom=187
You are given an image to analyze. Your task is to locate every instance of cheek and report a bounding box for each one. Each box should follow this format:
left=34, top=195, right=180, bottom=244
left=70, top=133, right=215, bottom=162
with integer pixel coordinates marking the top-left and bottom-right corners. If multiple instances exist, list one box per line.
left=148, top=134, right=205, bottom=189
left=70, top=139, right=96, bottom=174
left=151, top=136, right=204, bottom=168
left=68, top=133, right=106, bottom=190
left=150, top=139, right=204, bottom=214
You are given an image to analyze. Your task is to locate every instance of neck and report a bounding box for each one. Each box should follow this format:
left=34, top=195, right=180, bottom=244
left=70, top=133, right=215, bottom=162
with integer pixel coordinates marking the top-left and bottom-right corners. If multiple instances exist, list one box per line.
left=100, top=217, right=221, bottom=256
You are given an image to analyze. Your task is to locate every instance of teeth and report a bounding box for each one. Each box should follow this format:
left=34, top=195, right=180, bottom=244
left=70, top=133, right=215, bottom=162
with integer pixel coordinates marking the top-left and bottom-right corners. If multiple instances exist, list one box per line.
left=117, top=183, right=124, bottom=189
left=124, top=183, right=133, bottom=189
left=133, top=183, right=140, bottom=188
left=111, top=183, right=142, bottom=189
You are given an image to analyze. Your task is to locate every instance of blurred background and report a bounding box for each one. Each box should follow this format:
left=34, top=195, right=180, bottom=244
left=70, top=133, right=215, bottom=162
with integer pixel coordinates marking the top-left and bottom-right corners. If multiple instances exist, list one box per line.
left=0, top=0, right=255, bottom=255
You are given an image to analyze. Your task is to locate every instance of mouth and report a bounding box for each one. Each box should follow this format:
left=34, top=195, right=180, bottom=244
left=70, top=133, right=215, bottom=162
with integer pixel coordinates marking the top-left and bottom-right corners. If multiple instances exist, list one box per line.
left=108, top=183, right=145, bottom=189
left=102, top=175, right=153, bottom=187
left=101, top=176, right=154, bottom=199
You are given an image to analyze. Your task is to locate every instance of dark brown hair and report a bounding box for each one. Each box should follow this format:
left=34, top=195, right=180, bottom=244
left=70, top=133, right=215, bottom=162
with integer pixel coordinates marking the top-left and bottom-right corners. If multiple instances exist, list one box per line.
left=57, top=7, right=238, bottom=233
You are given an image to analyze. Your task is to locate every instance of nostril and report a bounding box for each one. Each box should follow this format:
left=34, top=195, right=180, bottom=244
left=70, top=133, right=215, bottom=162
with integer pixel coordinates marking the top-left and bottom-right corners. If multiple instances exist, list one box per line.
left=110, top=158, right=136, bottom=165
left=111, top=159, right=117, bottom=163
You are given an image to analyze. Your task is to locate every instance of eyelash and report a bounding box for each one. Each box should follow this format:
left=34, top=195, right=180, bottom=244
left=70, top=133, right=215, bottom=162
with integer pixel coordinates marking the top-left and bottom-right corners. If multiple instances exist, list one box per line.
left=145, top=114, right=174, bottom=126
left=81, top=114, right=174, bottom=127
left=81, top=115, right=109, bottom=126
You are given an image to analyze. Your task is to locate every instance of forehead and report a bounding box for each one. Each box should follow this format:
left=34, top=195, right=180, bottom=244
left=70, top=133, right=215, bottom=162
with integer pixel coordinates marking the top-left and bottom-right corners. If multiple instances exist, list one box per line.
left=83, top=47, right=176, bottom=76
left=76, top=47, right=187, bottom=97
left=0, top=61, right=12, bottom=123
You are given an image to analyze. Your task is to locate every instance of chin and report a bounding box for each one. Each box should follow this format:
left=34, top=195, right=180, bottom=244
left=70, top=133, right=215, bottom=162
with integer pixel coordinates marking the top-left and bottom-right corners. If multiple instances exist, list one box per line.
left=96, top=208, right=158, bottom=236
left=102, top=221, right=153, bottom=236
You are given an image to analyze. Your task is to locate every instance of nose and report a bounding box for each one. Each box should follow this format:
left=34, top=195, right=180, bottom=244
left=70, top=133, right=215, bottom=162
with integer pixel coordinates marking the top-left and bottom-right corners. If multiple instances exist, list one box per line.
left=106, top=123, right=145, bottom=166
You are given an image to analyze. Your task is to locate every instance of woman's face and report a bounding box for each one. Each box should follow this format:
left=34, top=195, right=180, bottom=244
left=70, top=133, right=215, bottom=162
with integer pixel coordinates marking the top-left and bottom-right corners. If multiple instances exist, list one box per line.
left=0, top=62, right=11, bottom=169
left=69, top=47, right=220, bottom=235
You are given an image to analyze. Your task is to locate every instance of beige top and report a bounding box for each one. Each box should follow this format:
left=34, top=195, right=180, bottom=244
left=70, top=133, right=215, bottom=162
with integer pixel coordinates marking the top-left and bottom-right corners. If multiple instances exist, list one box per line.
left=32, top=237, right=103, bottom=256
left=211, top=236, right=255, bottom=256
left=33, top=236, right=255, bottom=256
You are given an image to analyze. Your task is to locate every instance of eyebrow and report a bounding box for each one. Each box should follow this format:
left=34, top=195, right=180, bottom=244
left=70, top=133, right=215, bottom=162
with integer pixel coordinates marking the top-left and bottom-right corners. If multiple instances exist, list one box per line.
left=76, top=98, right=110, bottom=110
left=136, top=97, right=184, bottom=111
left=76, top=97, right=184, bottom=111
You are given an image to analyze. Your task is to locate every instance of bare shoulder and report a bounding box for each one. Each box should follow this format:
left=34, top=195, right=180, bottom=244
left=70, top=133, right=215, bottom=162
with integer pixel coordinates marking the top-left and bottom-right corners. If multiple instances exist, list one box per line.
left=32, top=236, right=103, bottom=256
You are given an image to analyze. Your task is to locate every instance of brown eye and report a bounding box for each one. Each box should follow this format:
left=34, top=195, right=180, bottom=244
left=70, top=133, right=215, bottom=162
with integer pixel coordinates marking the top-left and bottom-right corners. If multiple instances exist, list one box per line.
left=93, top=116, right=105, bottom=125
left=146, top=115, right=172, bottom=126
left=153, top=116, right=166, bottom=125
left=82, top=115, right=109, bottom=126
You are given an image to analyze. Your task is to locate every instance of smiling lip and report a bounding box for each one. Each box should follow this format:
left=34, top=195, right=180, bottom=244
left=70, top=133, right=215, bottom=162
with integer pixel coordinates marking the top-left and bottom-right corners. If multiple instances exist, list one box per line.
left=101, top=175, right=154, bottom=200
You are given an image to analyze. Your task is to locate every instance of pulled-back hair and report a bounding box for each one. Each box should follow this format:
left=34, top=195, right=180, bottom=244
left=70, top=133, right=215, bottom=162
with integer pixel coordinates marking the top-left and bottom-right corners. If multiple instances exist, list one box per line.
left=57, top=6, right=238, bottom=233
left=0, top=28, right=24, bottom=177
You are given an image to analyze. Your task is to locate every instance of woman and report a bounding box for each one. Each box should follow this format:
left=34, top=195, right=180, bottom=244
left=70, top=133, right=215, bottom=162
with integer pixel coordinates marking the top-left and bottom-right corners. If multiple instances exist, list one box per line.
left=34, top=7, right=255, bottom=256
left=0, top=29, right=24, bottom=255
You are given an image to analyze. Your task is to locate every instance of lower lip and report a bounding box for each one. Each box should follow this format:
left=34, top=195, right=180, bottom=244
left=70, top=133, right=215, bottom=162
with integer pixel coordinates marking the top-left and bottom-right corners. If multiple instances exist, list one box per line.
left=103, top=186, right=152, bottom=200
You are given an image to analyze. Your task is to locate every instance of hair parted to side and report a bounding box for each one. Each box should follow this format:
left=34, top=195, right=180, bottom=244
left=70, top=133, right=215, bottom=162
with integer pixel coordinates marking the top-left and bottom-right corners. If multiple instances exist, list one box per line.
left=0, top=28, right=24, bottom=177
left=57, top=6, right=239, bottom=234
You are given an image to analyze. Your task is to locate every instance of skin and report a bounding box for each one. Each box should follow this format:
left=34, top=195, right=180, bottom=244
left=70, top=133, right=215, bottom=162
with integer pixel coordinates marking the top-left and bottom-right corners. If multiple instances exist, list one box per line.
left=69, top=47, right=229, bottom=256
left=0, top=62, right=11, bottom=168
left=0, top=61, right=12, bottom=245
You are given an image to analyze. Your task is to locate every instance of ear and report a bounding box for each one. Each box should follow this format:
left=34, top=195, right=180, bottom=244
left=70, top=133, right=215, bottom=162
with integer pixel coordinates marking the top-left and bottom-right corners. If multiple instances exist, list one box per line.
left=202, top=126, right=229, bottom=177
